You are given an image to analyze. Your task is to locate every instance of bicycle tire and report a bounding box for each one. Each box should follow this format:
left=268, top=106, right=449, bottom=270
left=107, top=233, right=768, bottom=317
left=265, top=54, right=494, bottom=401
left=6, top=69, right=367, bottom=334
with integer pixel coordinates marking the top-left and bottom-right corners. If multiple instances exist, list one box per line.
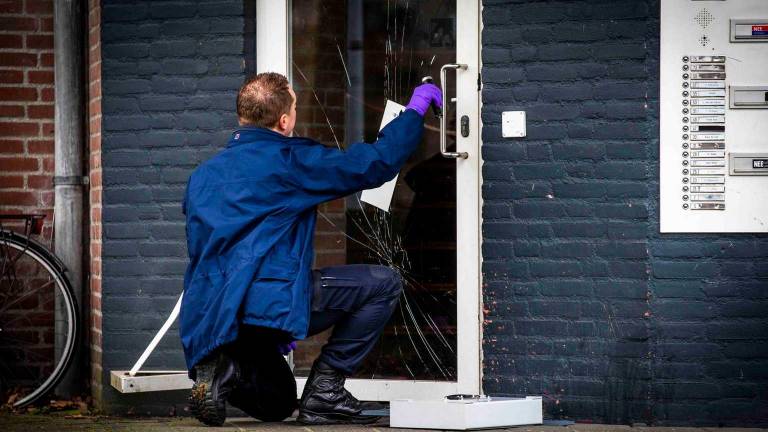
left=0, top=230, right=79, bottom=408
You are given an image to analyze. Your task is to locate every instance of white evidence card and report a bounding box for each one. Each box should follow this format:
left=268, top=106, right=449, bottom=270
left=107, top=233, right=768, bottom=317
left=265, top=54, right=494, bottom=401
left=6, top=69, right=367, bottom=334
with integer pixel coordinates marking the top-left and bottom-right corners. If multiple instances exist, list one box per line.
left=360, top=100, right=406, bottom=212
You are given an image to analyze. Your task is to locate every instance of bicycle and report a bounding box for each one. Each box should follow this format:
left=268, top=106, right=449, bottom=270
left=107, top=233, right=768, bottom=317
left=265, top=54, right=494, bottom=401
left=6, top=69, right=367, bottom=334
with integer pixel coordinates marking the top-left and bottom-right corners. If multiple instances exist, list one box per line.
left=0, top=214, right=79, bottom=408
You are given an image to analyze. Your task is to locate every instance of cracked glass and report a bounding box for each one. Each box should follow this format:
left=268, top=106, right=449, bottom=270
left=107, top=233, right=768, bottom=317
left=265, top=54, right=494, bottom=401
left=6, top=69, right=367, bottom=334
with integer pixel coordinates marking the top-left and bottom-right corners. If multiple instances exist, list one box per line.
left=291, top=0, right=458, bottom=380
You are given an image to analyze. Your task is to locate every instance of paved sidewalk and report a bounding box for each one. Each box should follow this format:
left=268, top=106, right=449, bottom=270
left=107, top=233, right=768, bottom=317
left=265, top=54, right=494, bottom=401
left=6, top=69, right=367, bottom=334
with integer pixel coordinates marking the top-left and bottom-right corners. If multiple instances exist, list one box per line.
left=1, top=414, right=768, bottom=432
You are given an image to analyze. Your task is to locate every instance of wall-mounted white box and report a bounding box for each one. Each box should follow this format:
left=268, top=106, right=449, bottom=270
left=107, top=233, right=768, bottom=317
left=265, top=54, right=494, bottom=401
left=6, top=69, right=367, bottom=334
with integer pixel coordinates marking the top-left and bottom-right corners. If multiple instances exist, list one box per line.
left=502, top=111, right=526, bottom=138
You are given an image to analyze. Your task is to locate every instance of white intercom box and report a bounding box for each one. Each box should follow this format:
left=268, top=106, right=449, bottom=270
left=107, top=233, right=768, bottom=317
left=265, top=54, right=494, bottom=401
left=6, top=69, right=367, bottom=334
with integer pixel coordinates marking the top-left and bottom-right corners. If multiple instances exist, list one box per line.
left=660, top=0, right=768, bottom=232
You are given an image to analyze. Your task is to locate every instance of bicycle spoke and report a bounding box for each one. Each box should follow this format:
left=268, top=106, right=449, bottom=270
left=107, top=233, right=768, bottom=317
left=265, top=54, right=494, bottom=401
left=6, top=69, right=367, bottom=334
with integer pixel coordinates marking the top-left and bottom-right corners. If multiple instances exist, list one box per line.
left=4, top=247, right=26, bottom=270
left=1, top=240, right=27, bottom=296
left=0, top=308, right=38, bottom=327
left=0, top=240, right=14, bottom=275
left=1, top=313, right=57, bottom=332
left=0, top=356, right=15, bottom=376
left=0, top=299, right=59, bottom=331
left=0, top=279, right=55, bottom=315
left=0, top=312, right=47, bottom=339
left=0, top=347, right=43, bottom=386
left=0, top=260, right=21, bottom=296
left=0, top=341, right=53, bottom=362
left=0, top=343, right=50, bottom=392
left=0, top=334, right=39, bottom=347
left=0, top=345, right=54, bottom=365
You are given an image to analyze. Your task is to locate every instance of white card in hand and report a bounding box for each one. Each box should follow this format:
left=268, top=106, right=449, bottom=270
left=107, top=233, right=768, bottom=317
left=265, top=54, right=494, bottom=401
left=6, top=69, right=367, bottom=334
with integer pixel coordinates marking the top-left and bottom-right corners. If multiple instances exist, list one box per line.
left=360, top=100, right=406, bottom=212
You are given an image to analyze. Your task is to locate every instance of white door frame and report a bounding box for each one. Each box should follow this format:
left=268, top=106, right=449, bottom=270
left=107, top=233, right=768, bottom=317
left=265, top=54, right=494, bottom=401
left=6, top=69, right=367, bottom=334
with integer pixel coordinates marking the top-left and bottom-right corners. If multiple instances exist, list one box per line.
left=256, top=0, right=482, bottom=401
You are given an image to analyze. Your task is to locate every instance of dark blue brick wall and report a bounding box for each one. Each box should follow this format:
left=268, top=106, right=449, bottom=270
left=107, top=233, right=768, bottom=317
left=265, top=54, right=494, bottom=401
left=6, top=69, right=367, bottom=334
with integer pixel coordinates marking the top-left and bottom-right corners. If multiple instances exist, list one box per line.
left=97, top=0, right=768, bottom=424
left=482, top=0, right=768, bottom=426
left=100, top=0, right=246, bottom=414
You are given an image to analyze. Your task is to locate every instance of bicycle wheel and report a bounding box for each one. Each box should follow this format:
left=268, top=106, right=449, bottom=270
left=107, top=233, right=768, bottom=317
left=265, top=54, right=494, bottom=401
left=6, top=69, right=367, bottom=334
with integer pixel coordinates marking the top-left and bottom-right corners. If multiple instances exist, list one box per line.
left=0, top=230, right=79, bottom=408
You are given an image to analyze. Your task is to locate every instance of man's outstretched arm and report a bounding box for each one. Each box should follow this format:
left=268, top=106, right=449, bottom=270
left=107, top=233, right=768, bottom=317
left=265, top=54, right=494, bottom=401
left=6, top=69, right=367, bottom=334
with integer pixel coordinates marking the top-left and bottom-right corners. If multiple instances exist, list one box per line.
left=286, top=83, right=442, bottom=203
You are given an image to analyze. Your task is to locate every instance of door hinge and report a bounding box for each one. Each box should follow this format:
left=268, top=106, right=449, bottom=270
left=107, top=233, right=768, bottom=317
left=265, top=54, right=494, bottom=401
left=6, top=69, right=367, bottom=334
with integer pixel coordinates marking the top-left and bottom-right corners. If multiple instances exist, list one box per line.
left=477, top=73, right=481, bottom=91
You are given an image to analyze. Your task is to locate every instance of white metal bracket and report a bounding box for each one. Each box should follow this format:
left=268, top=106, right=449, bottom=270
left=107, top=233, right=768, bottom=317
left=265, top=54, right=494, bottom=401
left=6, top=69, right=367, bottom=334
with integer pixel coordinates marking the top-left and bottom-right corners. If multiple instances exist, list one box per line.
left=110, top=294, right=192, bottom=393
left=109, top=290, right=297, bottom=394
left=110, top=370, right=192, bottom=393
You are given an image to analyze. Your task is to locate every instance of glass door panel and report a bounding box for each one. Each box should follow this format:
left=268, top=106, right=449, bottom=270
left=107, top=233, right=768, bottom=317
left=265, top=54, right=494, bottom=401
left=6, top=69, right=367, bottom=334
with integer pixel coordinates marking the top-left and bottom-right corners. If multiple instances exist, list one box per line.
left=290, top=0, right=458, bottom=381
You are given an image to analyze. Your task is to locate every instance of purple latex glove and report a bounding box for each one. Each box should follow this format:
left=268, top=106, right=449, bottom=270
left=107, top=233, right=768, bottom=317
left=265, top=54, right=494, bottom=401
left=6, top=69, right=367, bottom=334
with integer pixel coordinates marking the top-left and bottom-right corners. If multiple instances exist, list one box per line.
left=278, top=341, right=297, bottom=355
left=406, top=83, right=443, bottom=117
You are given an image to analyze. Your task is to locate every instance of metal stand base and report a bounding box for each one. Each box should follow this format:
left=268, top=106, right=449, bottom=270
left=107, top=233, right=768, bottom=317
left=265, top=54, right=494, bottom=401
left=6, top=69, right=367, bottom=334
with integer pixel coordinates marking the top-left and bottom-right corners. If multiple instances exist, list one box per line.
left=110, top=370, right=192, bottom=393
left=390, top=396, right=543, bottom=430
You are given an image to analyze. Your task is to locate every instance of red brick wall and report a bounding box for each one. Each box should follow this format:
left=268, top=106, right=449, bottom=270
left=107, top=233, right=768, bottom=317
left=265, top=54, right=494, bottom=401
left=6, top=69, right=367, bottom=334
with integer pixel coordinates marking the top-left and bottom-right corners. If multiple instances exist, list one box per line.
left=0, top=0, right=57, bottom=402
left=0, top=0, right=105, bottom=407
left=0, top=0, right=55, bottom=243
left=87, top=0, right=102, bottom=408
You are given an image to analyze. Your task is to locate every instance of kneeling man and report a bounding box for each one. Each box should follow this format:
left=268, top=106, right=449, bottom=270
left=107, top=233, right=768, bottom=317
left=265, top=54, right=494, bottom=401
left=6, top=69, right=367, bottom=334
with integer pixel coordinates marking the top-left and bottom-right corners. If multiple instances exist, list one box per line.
left=181, top=72, right=442, bottom=426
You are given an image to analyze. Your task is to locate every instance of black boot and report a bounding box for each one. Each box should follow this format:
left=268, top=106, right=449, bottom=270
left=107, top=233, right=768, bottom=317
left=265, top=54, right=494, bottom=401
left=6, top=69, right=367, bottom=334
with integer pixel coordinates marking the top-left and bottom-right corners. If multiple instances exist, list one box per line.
left=297, top=360, right=379, bottom=425
left=228, top=346, right=297, bottom=422
left=189, top=351, right=240, bottom=426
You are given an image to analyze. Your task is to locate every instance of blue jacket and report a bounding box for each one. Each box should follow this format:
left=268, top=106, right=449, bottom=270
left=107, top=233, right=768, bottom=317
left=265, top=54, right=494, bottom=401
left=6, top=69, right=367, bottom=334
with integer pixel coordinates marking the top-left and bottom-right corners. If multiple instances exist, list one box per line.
left=180, top=109, right=423, bottom=370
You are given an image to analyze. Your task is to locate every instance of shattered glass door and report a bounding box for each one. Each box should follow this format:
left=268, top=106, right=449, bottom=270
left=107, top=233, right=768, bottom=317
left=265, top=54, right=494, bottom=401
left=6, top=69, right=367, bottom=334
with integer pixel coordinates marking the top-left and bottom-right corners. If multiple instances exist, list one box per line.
left=291, top=0, right=458, bottom=380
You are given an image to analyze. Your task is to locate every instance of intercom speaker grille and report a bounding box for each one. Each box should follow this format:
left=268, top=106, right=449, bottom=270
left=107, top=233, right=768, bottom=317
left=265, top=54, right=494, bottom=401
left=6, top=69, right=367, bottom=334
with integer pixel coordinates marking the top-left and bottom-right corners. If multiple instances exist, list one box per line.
left=694, top=8, right=714, bottom=28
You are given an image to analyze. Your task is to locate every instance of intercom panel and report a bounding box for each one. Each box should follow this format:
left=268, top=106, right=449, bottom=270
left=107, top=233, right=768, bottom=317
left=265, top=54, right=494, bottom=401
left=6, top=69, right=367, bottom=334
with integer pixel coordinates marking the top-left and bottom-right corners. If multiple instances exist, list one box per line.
left=661, top=0, right=768, bottom=232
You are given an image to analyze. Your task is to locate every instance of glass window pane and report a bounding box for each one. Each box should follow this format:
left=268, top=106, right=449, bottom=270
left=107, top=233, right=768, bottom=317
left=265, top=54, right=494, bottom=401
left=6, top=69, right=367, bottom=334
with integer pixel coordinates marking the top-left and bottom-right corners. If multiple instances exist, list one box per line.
left=291, top=0, right=457, bottom=381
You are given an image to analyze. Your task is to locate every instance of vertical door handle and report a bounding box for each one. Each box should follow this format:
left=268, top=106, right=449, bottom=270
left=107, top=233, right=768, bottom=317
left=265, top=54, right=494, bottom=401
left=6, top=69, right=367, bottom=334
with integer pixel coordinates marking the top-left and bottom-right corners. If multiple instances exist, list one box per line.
left=440, top=63, right=469, bottom=159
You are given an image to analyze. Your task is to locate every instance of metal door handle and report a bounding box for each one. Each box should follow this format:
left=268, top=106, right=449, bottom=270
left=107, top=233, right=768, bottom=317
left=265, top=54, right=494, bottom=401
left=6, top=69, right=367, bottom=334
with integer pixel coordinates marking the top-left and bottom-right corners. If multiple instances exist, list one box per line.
left=440, top=63, right=468, bottom=159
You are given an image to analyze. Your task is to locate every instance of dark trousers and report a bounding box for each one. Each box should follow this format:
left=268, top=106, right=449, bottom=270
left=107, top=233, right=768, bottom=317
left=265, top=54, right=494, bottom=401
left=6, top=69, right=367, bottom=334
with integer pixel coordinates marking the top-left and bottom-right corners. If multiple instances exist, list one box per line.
left=232, top=265, right=402, bottom=371
left=226, top=265, right=402, bottom=420
left=308, top=264, right=403, bottom=375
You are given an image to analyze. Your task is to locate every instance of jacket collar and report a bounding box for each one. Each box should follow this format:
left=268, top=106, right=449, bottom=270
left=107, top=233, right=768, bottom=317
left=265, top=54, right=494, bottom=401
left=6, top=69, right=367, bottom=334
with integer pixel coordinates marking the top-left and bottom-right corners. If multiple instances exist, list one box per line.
left=227, top=126, right=288, bottom=148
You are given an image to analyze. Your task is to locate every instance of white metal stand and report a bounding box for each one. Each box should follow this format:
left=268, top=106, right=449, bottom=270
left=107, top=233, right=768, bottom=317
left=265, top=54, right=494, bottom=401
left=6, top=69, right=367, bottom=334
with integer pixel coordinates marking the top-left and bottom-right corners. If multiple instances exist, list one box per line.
left=130, top=293, right=183, bottom=377
left=110, top=293, right=192, bottom=393
left=110, top=292, right=295, bottom=394
left=390, top=396, right=543, bottom=430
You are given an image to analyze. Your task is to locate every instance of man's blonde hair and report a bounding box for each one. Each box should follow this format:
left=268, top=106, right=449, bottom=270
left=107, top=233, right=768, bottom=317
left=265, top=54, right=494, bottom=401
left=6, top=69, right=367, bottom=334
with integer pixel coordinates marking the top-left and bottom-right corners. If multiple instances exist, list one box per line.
left=236, top=72, right=293, bottom=128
